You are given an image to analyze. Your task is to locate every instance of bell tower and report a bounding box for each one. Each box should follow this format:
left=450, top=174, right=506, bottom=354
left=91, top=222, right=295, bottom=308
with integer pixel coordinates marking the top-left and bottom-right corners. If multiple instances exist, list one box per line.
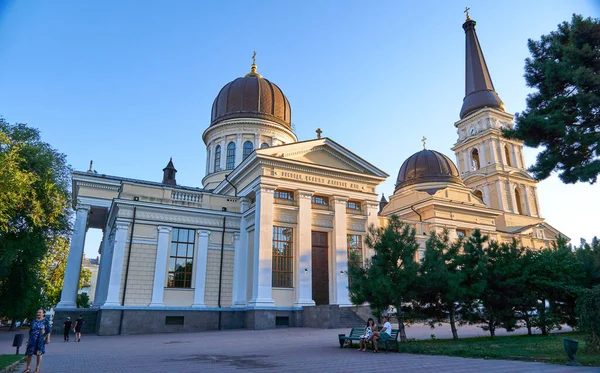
left=451, top=15, right=542, bottom=219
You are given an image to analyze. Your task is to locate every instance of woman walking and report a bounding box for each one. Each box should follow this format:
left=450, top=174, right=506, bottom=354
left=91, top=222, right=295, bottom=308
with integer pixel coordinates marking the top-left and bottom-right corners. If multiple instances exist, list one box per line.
left=22, top=309, right=51, bottom=373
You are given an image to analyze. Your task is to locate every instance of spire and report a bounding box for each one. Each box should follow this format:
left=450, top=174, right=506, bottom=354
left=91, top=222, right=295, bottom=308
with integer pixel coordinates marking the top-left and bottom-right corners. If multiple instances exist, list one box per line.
left=379, top=193, right=388, bottom=215
left=162, top=157, right=177, bottom=185
left=460, top=15, right=505, bottom=119
left=245, top=50, right=262, bottom=78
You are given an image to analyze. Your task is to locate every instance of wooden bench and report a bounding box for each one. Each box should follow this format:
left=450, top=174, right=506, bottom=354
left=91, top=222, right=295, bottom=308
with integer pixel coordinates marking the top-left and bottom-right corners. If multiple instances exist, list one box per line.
left=338, top=327, right=399, bottom=352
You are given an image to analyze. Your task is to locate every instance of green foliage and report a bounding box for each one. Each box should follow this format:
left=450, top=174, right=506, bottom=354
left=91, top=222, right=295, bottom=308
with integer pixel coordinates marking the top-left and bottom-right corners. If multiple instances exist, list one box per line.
left=576, top=285, right=600, bottom=353
left=505, top=14, right=600, bottom=184
left=0, top=119, right=72, bottom=320
left=76, top=293, right=90, bottom=309
left=348, top=215, right=420, bottom=341
left=575, top=237, right=600, bottom=288
left=417, top=230, right=465, bottom=340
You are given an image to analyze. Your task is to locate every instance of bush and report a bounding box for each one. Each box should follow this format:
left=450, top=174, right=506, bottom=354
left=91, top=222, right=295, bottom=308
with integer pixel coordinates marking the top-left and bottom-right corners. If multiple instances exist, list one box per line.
left=576, top=285, right=600, bottom=353
left=76, top=293, right=90, bottom=309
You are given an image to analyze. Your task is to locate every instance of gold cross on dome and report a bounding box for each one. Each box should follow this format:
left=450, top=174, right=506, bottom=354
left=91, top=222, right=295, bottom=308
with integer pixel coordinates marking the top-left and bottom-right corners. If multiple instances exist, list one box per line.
left=464, top=7, right=470, bottom=20
left=316, top=128, right=322, bottom=139
left=252, top=51, right=256, bottom=65
left=421, top=136, right=427, bottom=150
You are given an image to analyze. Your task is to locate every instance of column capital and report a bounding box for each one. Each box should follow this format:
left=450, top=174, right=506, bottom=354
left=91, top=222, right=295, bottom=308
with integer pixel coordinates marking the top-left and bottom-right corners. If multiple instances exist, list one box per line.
left=234, top=232, right=240, bottom=240
left=115, top=221, right=130, bottom=230
left=332, top=196, right=348, bottom=205
left=197, top=230, right=211, bottom=237
left=253, top=184, right=277, bottom=195
left=75, top=203, right=91, bottom=213
left=297, top=190, right=314, bottom=200
left=157, top=226, right=172, bottom=233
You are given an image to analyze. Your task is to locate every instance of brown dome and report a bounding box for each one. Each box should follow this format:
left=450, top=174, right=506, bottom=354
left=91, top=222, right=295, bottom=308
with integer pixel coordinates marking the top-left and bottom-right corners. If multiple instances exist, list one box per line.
left=396, top=149, right=464, bottom=191
left=210, top=67, right=291, bottom=128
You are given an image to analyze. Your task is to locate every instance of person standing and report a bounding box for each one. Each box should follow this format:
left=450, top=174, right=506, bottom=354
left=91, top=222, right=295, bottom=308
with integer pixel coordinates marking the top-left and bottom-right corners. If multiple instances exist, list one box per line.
left=73, top=314, right=84, bottom=342
left=22, top=309, right=51, bottom=373
left=63, top=317, right=72, bottom=342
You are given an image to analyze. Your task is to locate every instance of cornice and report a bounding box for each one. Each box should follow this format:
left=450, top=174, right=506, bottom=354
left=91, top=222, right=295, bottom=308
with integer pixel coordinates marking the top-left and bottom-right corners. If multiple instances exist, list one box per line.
left=117, top=205, right=241, bottom=229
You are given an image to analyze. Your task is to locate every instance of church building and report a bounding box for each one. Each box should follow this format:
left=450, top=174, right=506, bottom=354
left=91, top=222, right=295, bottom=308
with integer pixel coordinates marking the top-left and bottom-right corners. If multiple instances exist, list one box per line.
left=55, top=16, right=566, bottom=335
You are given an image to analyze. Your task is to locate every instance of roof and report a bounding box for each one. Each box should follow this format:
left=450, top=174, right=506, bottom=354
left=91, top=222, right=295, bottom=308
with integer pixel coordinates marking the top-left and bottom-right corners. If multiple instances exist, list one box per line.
left=72, top=171, right=205, bottom=192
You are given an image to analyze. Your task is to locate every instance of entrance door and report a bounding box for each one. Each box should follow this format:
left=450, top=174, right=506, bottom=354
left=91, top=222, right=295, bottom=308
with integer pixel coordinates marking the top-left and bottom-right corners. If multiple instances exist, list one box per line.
left=311, top=231, right=329, bottom=305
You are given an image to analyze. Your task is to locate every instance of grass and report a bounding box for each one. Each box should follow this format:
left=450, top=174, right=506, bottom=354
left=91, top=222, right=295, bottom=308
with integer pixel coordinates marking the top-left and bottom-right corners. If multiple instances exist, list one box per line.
left=396, top=332, right=600, bottom=366
left=0, top=354, right=24, bottom=370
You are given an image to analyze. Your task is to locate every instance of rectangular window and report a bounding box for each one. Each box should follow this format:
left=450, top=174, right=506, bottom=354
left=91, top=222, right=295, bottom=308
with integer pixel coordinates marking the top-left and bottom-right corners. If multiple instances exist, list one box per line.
left=311, top=195, right=329, bottom=206
left=167, top=228, right=195, bottom=288
left=274, top=190, right=294, bottom=201
left=272, top=226, right=293, bottom=288
left=456, top=229, right=466, bottom=238
left=347, top=235, right=363, bottom=287
left=346, top=201, right=361, bottom=210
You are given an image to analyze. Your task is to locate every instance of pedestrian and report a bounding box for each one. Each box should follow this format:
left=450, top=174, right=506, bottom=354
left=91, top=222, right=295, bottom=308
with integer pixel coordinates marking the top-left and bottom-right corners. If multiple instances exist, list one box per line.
left=22, top=308, right=51, bottom=373
left=63, top=317, right=72, bottom=342
left=73, top=314, right=84, bottom=342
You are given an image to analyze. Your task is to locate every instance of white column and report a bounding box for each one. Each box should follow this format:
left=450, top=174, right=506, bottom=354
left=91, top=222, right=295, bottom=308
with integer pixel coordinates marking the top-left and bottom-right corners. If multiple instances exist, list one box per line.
left=57, top=204, right=90, bottom=308
left=489, top=139, right=497, bottom=164
left=520, top=147, right=526, bottom=169
left=479, top=141, right=487, bottom=168
left=254, top=134, right=260, bottom=149
left=511, top=144, right=518, bottom=169
left=482, top=183, right=491, bottom=207
left=495, top=180, right=505, bottom=211
left=235, top=134, right=243, bottom=166
left=93, top=225, right=111, bottom=307
left=208, top=143, right=215, bottom=173
left=248, top=184, right=276, bottom=308
left=463, top=150, right=470, bottom=173
left=104, top=221, right=130, bottom=306
left=521, top=185, right=531, bottom=216
left=332, top=196, right=351, bottom=306
left=219, top=139, right=226, bottom=171
left=192, top=230, right=210, bottom=308
left=233, top=198, right=250, bottom=307
left=294, top=191, right=315, bottom=307
left=149, top=226, right=171, bottom=307
left=509, top=181, right=519, bottom=213
left=365, top=201, right=379, bottom=258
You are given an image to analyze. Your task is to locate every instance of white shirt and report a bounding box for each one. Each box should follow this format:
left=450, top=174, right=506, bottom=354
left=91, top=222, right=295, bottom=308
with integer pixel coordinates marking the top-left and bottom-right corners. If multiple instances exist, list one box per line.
left=382, top=321, right=392, bottom=336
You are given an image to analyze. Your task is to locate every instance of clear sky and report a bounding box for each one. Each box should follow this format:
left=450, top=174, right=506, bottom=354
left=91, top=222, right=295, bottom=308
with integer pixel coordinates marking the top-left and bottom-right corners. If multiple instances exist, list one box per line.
left=0, top=0, right=598, bottom=259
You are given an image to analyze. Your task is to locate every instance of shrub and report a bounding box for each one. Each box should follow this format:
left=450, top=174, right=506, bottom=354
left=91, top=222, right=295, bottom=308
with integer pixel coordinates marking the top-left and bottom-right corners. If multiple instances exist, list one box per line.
left=576, top=285, right=600, bottom=353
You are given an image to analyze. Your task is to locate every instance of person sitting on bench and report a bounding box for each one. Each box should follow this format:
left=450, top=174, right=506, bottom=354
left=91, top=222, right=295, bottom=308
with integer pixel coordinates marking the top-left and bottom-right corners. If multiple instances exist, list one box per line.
left=358, top=318, right=375, bottom=352
left=368, top=315, right=392, bottom=353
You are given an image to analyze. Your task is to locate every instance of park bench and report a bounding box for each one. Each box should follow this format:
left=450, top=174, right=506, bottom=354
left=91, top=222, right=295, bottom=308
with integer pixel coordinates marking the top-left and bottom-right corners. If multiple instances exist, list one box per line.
left=338, top=327, right=399, bottom=352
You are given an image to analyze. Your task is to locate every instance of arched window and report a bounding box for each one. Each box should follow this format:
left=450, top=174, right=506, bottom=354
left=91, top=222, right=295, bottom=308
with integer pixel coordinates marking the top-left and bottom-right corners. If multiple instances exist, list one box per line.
left=504, top=145, right=512, bottom=167
left=261, top=142, right=269, bottom=149
left=514, top=187, right=524, bottom=214
left=214, top=145, right=221, bottom=171
left=473, top=189, right=484, bottom=204
left=471, top=148, right=480, bottom=170
left=226, top=142, right=236, bottom=170
left=242, top=141, right=253, bottom=160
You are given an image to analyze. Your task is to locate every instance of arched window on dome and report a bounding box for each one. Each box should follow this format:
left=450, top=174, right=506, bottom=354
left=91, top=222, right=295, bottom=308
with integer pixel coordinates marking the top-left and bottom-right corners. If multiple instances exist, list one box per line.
left=226, top=142, right=236, bottom=170
left=471, top=148, right=481, bottom=170
left=504, top=145, right=512, bottom=167
left=514, top=187, right=524, bottom=215
left=261, top=143, right=269, bottom=149
left=214, top=145, right=221, bottom=172
left=243, top=141, right=253, bottom=160
left=473, top=189, right=484, bottom=204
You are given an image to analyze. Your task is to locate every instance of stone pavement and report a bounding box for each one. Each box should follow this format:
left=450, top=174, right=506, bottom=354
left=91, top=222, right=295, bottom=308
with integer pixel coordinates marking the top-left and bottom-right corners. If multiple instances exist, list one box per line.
left=1, top=326, right=598, bottom=373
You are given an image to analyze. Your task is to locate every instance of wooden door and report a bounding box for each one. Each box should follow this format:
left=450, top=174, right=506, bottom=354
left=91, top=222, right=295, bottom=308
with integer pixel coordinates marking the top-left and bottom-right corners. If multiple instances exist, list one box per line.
left=311, top=231, right=329, bottom=305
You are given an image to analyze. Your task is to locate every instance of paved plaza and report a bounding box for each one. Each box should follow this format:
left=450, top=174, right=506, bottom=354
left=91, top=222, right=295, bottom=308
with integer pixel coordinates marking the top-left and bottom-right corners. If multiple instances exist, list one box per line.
left=1, top=325, right=598, bottom=373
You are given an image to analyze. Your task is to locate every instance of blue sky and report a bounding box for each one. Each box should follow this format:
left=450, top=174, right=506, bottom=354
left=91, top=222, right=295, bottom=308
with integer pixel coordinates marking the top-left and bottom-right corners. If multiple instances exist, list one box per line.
left=0, top=0, right=598, bottom=258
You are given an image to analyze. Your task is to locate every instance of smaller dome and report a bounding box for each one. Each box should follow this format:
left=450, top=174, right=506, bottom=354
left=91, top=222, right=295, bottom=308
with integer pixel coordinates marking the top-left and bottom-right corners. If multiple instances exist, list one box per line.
left=396, top=149, right=464, bottom=191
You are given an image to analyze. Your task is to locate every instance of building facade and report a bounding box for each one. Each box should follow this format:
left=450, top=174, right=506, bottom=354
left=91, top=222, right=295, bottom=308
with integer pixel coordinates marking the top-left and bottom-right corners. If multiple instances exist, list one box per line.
left=54, top=17, right=566, bottom=335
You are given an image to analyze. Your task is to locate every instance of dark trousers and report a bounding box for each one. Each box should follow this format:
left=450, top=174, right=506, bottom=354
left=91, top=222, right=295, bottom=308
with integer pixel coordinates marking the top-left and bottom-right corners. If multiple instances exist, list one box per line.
left=64, top=329, right=69, bottom=340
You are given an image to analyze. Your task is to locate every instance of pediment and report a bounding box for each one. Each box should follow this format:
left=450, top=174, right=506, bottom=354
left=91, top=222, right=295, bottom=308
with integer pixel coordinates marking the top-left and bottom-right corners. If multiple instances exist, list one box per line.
left=256, top=138, right=389, bottom=178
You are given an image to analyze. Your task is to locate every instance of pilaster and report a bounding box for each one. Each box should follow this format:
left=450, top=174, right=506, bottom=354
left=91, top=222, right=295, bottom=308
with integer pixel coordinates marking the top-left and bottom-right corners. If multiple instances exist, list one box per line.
left=57, top=204, right=90, bottom=308
left=235, top=134, right=243, bottom=166
left=233, top=198, right=250, bottom=307
left=365, top=201, right=379, bottom=258
left=508, top=181, right=519, bottom=214
left=219, top=139, right=226, bottom=171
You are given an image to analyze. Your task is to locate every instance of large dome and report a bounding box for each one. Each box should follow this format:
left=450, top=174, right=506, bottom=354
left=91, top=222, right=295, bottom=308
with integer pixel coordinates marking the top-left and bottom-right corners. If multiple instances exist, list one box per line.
left=210, top=65, right=291, bottom=129
left=395, top=149, right=464, bottom=191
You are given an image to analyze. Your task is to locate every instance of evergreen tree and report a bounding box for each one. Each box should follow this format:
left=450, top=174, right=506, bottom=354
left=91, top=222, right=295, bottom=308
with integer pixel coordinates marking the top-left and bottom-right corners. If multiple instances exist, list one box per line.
left=505, top=14, right=600, bottom=184
left=348, top=215, right=420, bottom=342
left=575, top=237, right=600, bottom=288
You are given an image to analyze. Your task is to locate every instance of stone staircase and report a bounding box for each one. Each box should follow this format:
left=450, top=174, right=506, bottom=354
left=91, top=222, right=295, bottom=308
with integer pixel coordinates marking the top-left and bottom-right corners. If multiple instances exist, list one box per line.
left=339, top=307, right=368, bottom=328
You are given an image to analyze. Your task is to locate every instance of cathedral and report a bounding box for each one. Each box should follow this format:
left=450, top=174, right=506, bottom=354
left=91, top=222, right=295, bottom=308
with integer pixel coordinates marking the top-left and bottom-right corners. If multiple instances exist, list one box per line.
left=54, top=16, right=566, bottom=335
